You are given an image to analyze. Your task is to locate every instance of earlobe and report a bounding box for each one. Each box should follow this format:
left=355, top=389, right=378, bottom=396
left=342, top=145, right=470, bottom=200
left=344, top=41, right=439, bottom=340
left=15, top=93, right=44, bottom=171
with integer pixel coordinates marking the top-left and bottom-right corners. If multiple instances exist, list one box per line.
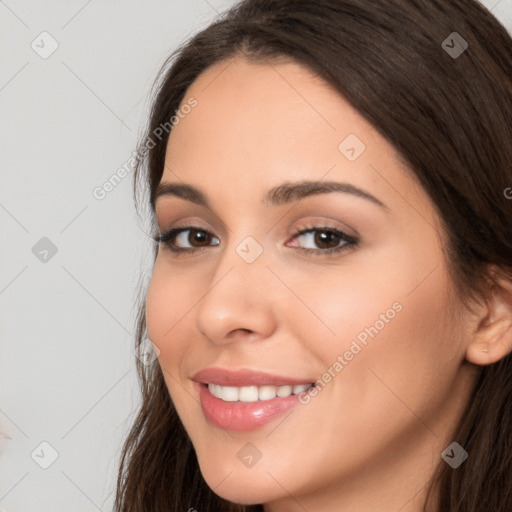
left=466, top=323, right=511, bottom=366
left=465, top=269, right=512, bottom=366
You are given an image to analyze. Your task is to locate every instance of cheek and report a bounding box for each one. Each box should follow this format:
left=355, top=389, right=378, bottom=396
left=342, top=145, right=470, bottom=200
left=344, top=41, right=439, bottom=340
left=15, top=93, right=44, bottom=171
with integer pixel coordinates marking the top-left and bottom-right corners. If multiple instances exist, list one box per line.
left=145, top=266, right=169, bottom=344
left=288, top=243, right=460, bottom=420
left=146, top=258, right=193, bottom=340
left=145, top=259, right=194, bottom=370
left=145, top=261, right=198, bottom=411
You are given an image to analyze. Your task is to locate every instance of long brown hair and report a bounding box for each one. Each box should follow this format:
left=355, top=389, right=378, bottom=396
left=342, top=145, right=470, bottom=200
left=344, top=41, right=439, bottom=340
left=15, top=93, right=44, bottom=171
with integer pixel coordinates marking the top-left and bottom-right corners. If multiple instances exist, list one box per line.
left=115, top=1, right=512, bottom=510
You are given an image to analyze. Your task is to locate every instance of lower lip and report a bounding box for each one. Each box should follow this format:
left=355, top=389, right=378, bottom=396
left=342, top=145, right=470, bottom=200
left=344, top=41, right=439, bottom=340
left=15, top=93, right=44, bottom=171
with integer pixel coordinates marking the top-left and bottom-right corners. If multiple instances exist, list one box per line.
left=197, top=383, right=304, bottom=431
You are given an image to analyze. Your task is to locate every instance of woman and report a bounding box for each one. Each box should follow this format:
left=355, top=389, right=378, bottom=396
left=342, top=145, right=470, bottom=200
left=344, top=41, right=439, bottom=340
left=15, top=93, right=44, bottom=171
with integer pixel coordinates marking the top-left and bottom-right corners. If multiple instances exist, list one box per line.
left=115, top=1, right=512, bottom=510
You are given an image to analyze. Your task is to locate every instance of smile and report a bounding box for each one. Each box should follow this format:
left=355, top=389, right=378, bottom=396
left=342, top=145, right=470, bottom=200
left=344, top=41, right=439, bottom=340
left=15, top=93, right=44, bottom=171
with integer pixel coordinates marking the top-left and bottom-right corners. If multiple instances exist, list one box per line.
left=207, top=383, right=313, bottom=402
left=192, top=368, right=317, bottom=431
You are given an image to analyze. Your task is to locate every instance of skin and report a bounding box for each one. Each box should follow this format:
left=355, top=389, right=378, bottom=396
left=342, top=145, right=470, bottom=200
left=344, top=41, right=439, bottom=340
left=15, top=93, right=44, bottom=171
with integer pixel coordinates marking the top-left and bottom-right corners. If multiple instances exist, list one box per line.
left=145, top=56, right=512, bottom=511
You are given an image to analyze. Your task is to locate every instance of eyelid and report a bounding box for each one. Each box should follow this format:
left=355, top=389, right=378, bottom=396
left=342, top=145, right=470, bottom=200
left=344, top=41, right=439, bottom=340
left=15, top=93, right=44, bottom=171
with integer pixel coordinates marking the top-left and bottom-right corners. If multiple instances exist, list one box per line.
left=290, top=215, right=359, bottom=239
left=286, top=223, right=358, bottom=253
left=154, top=225, right=219, bottom=248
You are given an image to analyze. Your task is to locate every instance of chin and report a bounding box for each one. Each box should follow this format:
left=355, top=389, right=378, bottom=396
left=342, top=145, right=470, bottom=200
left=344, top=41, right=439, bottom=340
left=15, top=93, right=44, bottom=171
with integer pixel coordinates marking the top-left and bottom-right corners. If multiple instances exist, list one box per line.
left=198, top=458, right=283, bottom=505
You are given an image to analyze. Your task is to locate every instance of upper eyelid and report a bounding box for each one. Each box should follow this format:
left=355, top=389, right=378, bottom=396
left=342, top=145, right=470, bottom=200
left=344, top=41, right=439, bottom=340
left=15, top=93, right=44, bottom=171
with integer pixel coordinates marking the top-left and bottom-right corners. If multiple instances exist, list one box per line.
left=154, top=187, right=375, bottom=236
left=155, top=213, right=358, bottom=238
left=155, top=215, right=225, bottom=237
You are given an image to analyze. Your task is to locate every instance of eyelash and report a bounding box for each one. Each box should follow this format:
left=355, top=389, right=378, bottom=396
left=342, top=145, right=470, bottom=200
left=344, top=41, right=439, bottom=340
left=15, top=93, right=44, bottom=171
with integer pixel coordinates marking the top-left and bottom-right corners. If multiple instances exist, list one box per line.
left=153, top=223, right=358, bottom=257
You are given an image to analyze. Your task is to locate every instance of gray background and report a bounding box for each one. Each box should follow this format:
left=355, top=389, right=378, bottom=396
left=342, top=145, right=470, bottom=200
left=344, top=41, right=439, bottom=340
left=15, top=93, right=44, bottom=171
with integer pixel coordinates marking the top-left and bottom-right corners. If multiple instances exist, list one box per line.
left=1, top=1, right=511, bottom=510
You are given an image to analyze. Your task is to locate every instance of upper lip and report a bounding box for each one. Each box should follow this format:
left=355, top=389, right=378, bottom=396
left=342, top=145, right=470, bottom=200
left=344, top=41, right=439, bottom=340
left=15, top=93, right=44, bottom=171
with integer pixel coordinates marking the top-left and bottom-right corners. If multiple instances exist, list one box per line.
left=192, top=367, right=314, bottom=387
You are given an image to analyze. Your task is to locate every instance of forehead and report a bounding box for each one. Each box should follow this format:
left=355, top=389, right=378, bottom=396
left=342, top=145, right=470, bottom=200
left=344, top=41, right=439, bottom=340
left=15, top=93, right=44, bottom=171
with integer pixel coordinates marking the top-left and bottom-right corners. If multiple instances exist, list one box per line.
left=167, top=58, right=396, bottom=165
left=161, top=57, right=425, bottom=217
left=176, top=57, right=371, bottom=139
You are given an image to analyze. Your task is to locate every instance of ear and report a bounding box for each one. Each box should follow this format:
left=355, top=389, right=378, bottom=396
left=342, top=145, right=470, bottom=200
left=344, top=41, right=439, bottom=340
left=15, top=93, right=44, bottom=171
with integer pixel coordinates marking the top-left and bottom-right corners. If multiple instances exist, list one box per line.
left=466, top=267, right=512, bottom=366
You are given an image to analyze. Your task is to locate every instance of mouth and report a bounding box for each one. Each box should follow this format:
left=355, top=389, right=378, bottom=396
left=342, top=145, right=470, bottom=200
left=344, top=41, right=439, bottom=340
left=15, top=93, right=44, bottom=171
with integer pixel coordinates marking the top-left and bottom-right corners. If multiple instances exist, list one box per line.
left=192, top=367, right=316, bottom=431
left=206, top=382, right=314, bottom=402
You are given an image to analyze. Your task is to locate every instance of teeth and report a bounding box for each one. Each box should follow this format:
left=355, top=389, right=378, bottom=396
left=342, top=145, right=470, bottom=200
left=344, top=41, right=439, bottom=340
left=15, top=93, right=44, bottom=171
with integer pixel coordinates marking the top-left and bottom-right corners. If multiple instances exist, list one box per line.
left=258, top=385, right=277, bottom=400
left=276, top=385, right=292, bottom=397
left=207, top=383, right=314, bottom=402
left=220, top=386, right=238, bottom=402
left=292, top=384, right=311, bottom=394
left=238, top=386, right=259, bottom=402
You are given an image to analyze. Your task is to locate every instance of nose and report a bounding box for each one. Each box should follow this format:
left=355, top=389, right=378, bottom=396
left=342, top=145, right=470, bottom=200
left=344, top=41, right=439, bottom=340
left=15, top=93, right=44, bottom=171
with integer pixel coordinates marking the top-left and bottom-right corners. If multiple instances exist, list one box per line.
left=195, top=246, right=278, bottom=346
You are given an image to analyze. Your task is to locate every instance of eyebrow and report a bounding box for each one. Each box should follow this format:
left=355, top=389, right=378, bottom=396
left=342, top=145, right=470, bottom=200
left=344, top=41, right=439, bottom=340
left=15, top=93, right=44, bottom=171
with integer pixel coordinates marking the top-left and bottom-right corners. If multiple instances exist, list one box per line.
left=152, top=180, right=388, bottom=211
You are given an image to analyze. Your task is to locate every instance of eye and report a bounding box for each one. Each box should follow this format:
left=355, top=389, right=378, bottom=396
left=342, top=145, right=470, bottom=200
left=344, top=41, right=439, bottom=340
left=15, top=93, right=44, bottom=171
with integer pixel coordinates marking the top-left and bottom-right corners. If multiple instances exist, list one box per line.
left=154, top=226, right=220, bottom=253
left=287, top=225, right=358, bottom=255
left=154, top=224, right=358, bottom=257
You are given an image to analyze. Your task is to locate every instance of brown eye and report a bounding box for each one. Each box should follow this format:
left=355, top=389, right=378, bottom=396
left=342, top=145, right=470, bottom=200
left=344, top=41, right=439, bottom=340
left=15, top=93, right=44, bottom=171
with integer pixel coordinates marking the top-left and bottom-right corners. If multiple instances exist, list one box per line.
left=292, top=228, right=355, bottom=252
left=313, top=230, right=344, bottom=249
left=186, top=229, right=215, bottom=247
left=155, top=226, right=220, bottom=253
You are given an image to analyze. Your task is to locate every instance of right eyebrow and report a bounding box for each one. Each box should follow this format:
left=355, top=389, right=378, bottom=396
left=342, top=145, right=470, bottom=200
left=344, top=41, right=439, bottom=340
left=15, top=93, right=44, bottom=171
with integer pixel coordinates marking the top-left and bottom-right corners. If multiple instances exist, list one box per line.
left=152, top=182, right=209, bottom=210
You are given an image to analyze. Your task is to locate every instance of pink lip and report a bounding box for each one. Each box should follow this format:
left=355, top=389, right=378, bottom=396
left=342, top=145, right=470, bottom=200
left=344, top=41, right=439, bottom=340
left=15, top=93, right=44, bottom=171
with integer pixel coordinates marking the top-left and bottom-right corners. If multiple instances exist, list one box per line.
left=197, top=383, right=304, bottom=431
left=191, top=367, right=314, bottom=387
left=192, top=367, right=314, bottom=431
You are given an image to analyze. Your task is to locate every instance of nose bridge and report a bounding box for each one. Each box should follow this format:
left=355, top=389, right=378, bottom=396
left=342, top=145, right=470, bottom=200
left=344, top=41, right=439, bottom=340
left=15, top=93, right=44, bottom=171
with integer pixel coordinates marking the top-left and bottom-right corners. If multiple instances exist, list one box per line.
left=195, top=233, right=277, bottom=343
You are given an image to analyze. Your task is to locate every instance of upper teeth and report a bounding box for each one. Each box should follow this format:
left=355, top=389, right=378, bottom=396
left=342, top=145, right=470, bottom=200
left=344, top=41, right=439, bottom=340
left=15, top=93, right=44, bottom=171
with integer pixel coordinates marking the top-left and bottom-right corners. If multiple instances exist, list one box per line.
left=207, top=383, right=313, bottom=402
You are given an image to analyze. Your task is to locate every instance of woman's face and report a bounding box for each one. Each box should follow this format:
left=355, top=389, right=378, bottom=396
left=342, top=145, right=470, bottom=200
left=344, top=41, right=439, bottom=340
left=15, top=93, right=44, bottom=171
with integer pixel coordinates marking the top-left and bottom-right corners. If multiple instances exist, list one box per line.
left=146, top=57, right=478, bottom=510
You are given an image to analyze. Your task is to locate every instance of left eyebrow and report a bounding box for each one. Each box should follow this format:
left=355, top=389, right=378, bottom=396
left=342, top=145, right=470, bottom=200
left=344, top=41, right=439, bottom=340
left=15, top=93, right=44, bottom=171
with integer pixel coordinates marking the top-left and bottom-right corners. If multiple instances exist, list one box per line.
left=152, top=180, right=388, bottom=211
left=264, top=180, right=388, bottom=210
